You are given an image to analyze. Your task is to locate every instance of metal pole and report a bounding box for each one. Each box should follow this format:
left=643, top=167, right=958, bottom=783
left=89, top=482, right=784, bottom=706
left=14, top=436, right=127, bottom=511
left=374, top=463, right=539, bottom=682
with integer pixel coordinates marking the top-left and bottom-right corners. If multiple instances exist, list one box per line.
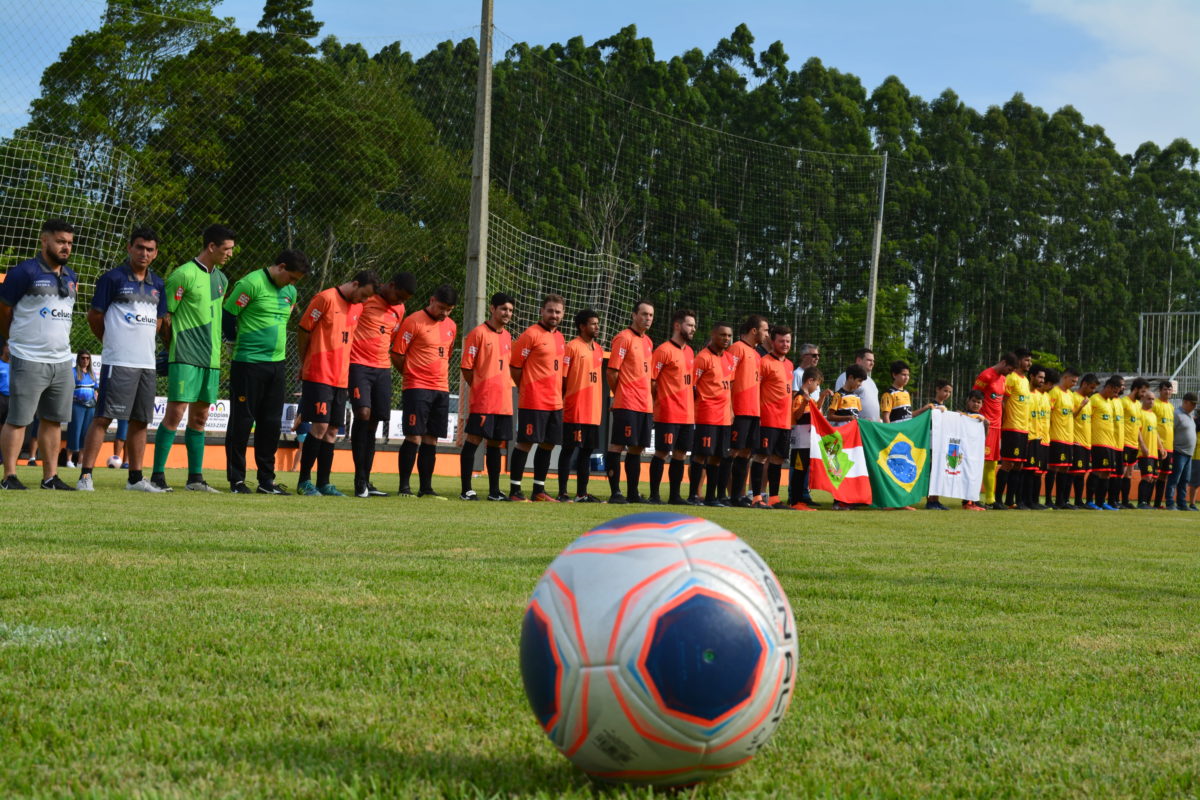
left=458, top=0, right=493, bottom=447
left=864, top=151, right=887, bottom=348
left=1137, top=313, right=1144, bottom=375
left=464, top=0, right=493, bottom=331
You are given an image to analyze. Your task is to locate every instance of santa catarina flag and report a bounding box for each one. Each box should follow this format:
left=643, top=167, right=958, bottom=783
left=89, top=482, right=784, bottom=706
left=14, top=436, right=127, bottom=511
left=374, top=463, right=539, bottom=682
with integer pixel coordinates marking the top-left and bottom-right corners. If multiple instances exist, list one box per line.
left=809, top=410, right=873, bottom=504
left=858, top=415, right=932, bottom=508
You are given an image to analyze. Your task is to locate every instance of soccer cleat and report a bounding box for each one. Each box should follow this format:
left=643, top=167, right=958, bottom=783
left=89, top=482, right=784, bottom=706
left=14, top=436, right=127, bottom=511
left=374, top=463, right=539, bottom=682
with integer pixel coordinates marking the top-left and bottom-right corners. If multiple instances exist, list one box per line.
left=297, top=480, right=321, bottom=496
left=355, top=481, right=371, bottom=499
left=925, top=501, right=948, bottom=510
left=1101, top=503, right=1119, bottom=511
left=486, top=491, right=509, bottom=502
left=963, top=501, right=986, bottom=511
left=460, top=490, right=480, bottom=501
left=1189, top=504, right=1199, bottom=511
left=150, top=473, right=173, bottom=492
left=1137, top=501, right=1151, bottom=509
left=752, top=500, right=771, bottom=509
left=508, top=490, right=530, bottom=503
left=1014, top=503, right=1032, bottom=511
left=799, top=497, right=821, bottom=507
left=396, top=487, right=416, bottom=498
left=186, top=480, right=220, bottom=494
left=530, top=492, right=559, bottom=502
left=417, top=489, right=447, bottom=500
left=1165, top=503, right=1176, bottom=511
left=256, top=482, right=290, bottom=495
left=627, top=493, right=646, bottom=504
left=76, top=474, right=94, bottom=492
left=1121, top=502, right=1136, bottom=510
left=989, top=502, right=1007, bottom=511
left=646, top=495, right=664, bottom=505
left=230, top=481, right=253, bottom=494
left=318, top=484, right=346, bottom=497
left=790, top=501, right=815, bottom=511
left=365, top=483, right=388, bottom=497
left=669, top=497, right=690, bottom=506
left=41, top=475, right=76, bottom=491
left=704, top=499, right=725, bottom=507
left=687, top=496, right=706, bottom=506
left=573, top=494, right=602, bottom=504
left=1084, top=502, right=1101, bottom=510
left=735, top=496, right=756, bottom=508
left=126, top=478, right=166, bottom=493
left=26, top=458, right=37, bottom=467
left=1, top=475, right=28, bottom=490
left=607, top=492, right=628, bottom=504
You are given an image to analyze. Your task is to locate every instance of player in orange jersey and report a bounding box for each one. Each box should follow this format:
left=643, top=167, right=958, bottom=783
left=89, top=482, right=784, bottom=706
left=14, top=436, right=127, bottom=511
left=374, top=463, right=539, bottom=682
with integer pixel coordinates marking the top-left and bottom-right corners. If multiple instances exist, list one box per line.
left=648, top=309, right=697, bottom=505
left=558, top=308, right=604, bottom=502
left=348, top=272, right=415, bottom=498
left=392, top=284, right=458, bottom=498
left=605, top=300, right=655, bottom=503
left=690, top=322, right=734, bottom=506
left=296, top=270, right=379, bottom=497
left=727, top=314, right=768, bottom=507
left=459, top=292, right=515, bottom=501
left=509, top=294, right=566, bottom=502
left=751, top=325, right=794, bottom=508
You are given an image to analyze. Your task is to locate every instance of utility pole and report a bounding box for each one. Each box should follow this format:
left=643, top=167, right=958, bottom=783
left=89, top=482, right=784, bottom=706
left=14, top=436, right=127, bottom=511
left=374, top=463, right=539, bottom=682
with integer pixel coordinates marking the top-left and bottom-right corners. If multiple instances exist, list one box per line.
left=864, top=151, right=888, bottom=348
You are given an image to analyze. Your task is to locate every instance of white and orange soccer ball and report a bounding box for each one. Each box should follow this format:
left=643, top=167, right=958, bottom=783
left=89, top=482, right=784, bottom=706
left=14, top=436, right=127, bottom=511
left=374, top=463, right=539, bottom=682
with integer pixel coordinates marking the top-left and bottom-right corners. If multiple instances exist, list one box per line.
left=519, top=513, right=797, bottom=787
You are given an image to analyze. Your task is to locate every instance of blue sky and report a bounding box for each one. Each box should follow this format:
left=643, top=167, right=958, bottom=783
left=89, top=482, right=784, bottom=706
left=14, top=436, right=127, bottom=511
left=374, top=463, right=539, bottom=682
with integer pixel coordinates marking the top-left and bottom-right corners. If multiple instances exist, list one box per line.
left=3, top=0, right=1198, bottom=155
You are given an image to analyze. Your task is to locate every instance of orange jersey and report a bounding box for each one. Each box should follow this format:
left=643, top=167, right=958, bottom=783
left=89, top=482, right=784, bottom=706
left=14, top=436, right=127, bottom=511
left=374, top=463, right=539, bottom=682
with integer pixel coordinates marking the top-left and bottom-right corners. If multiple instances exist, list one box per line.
left=728, top=340, right=762, bottom=417
left=693, top=346, right=734, bottom=426
left=608, top=328, right=653, bottom=413
left=350, top=296, right=405, bottom=369
left=299, top=287, right=363, bottom=387
left=393, top=308, right=457, bottom=392
left=652, top=340, right=695, bottom=424
left=461, top=322, right=513, bottom=415
left=511, top=323, right=566, bottom=411
left=759, top=353, right=794, bottom=429
left=563, top=337, right=604, bottom=425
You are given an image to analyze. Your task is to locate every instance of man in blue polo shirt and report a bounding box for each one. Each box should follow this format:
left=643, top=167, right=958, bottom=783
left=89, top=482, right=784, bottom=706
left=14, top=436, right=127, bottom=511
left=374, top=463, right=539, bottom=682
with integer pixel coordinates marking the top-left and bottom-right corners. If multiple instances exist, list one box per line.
left=0, top=219, right=79, bottom=490
left=75, top=227, right=168, bottom=492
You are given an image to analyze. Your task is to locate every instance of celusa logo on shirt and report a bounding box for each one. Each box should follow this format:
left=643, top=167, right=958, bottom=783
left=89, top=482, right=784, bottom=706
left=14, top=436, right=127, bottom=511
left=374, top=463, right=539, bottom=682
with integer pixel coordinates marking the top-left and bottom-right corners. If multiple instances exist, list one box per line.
left=38, top=307, right=71, bottom=320
left=123, top=312, right=155, bottom=325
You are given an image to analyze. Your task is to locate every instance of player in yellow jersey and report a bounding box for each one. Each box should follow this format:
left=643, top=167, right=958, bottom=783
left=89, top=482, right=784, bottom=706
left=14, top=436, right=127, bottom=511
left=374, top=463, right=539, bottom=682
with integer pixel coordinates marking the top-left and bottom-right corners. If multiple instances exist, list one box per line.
left=1085, top=375, right=1124, bottom=510
left=1016, top=365, right=1048, bottom=509
left=997, top=348, right=1034, bottom=509
left=1046, top=367, right=1079, bottom=509
left=1151, top=381, right=1176, bottom=508
left=1115, top=377, right=1148, bottom=507
left=1068, top=373, right=1099, bottom=509
left=1137, top=387, right=1163, bottom=508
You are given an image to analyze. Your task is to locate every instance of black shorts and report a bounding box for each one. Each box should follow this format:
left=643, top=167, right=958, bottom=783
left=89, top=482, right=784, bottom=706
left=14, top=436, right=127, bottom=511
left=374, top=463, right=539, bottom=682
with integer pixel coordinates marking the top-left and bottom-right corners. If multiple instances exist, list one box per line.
left=518, top=408, right=564, bottom=444
left=730, top=415, right=760, bottom=451
left=563, top=423, right=600, bottom=452
left=402, top=388, right=450, bottom=438
left=301, top=380, right=348, bottom=426
left=1000, top=429, right=1029, bottom=463
left=611, top=408, right=653, bottom=448
left=1049, top=440, right=1073, bottom=468
left=693, top=424, right=730, bottom=458
left=1139, top=456, right=1158, bottom=476
left=756, top=426, right=790, bottom=459
left=1160, top=452, right=1175, bottom=475
left=348, top=364, right=393, bottom=421
left=466, top=412, right=513, bottom=441
left=654, top=421, right=694, bottom=454
left=1123, top=446, right=1139, bottom=467
left=1072, top=445, right=1091, bottom=473
left=1091, top=445, right=1117, bottom=474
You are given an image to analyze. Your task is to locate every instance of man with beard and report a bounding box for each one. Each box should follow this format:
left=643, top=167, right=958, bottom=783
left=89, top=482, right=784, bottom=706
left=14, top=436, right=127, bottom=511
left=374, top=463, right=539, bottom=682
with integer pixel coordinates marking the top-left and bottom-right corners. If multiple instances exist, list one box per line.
left=648, top=309, right=697, bottom=505
left=508, top=294, right=567, bottom=502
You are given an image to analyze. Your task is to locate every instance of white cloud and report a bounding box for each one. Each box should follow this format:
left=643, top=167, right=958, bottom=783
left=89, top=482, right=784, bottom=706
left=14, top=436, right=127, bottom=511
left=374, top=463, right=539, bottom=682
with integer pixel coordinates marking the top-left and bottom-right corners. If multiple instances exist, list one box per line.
left=1025, top=0, right=1200, bottom=154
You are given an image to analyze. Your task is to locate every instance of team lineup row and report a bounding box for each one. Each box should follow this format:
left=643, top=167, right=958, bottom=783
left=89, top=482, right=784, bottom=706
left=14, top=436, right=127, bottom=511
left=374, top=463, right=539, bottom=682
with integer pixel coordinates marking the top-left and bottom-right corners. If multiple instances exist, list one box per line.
left=6, top=220, right=1190, bottom=509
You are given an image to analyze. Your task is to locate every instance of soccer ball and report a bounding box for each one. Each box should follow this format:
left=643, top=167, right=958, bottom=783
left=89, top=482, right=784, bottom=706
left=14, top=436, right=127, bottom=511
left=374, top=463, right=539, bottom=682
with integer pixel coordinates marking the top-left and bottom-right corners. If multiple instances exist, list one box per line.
left=106, top=455, right=122, bottom=469
left=519, top=513, right=797, bottom=787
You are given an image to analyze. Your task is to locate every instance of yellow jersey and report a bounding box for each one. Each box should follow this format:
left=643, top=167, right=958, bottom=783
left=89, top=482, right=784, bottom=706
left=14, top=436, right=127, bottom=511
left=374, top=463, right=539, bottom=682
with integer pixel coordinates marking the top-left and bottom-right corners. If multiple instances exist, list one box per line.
left=1111, top=400, right=1124, bottom=450
left=1119, top=395, right=1141, bottom=449
left=1048, top=386, right=1076, bottom=444
left=1072, top=390, right=1092, bottom=446
left=1088, top=393, right=1117, bottom=449
left=1153, top=399, right=1175, bottom=451
left=1140, top=406, right=1159, bottom=456
left=1002, top=372, right=1032, bottom=432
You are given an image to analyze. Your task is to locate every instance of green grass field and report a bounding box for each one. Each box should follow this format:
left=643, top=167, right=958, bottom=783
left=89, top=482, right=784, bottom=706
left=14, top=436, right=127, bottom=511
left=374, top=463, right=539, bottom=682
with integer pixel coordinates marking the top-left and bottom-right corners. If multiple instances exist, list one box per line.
left=3, top=465, right=1199, bottom=799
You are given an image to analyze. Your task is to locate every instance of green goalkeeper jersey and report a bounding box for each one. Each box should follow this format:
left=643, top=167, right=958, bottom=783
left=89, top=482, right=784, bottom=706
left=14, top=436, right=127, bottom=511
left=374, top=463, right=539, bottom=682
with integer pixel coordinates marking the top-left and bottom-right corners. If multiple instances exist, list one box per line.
left=166, top=259, right=229, bottom=368
left=223, top=268, right=296, bottom=363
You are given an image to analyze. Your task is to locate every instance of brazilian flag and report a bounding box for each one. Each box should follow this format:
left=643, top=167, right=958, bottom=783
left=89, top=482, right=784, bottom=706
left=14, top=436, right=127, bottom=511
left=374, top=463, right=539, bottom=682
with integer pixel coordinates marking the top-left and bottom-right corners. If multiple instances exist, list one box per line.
left=858, top=416, right=932, bottom=508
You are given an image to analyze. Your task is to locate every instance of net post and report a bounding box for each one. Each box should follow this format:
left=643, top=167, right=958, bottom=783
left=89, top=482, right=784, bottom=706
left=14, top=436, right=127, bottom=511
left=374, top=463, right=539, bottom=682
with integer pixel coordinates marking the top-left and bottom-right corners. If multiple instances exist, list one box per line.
left=459, top=0, right=493, bottom=446
left=864, top=151, right=887, bottom=348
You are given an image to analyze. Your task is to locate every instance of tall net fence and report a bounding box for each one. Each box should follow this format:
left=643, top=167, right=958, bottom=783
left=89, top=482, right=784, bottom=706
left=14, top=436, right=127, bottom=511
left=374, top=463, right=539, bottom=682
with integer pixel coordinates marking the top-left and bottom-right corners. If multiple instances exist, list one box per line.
left=2, top=2, right=1197, bottom=412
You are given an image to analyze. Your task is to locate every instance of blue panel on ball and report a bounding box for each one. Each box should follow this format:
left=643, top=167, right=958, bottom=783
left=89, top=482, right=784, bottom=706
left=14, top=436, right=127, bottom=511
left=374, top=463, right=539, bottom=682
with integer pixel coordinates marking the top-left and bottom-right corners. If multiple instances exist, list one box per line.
left=588, top=512, right=701, bottom=533
left=642, top=593, right=763, bottom=722
left=519, top=606, right=560, bottom=730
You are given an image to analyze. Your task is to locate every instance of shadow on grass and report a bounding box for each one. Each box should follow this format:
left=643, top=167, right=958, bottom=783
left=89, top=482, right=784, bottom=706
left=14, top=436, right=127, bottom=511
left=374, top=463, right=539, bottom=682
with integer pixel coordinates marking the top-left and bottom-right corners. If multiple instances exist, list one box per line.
left=231, top=733, right=603, bottom=797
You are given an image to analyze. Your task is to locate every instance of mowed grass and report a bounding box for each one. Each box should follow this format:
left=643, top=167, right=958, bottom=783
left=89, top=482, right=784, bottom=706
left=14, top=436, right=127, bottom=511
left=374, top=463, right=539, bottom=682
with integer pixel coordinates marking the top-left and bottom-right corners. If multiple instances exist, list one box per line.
left=2, top=465, right=1200, bottom=799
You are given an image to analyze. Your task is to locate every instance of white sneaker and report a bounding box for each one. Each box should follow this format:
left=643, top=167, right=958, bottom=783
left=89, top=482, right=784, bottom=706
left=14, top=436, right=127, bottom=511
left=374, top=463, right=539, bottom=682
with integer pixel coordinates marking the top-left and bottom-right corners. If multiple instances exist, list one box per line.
left=65, top=460, right=75, bottom=468
left=76, top=474, right=94, bottom=491
left=126, top=478, right=166, bottom=493
left=185, top=480, right=221, bottom=493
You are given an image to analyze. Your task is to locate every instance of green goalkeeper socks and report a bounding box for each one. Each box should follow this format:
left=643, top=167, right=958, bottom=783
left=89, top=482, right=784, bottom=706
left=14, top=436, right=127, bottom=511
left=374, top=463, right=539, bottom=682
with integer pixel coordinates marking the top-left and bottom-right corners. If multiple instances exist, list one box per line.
left=152, top=424, right=176, bottom=474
